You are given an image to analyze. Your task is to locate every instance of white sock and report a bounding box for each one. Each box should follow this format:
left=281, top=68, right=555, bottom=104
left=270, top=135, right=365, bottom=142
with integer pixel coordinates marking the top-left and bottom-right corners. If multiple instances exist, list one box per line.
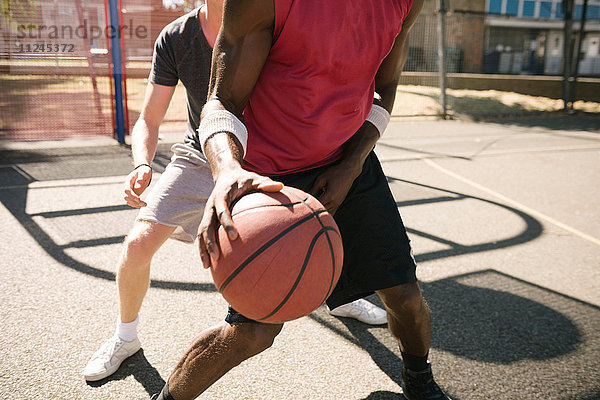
left=116, top=315, right=139, bottom=342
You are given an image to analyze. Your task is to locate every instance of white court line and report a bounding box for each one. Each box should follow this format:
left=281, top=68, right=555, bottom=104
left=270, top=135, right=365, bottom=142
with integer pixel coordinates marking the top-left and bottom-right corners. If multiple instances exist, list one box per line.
left=0, top=173, right=162, bottom=190
left=424, top=158, right=600, bottom=247
left=0, top=175, right=125, bottom=190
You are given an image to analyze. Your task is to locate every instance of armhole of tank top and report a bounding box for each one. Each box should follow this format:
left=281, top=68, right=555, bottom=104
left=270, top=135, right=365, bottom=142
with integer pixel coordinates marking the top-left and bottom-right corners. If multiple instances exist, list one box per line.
left=405, top=0, right=416, bottom=20
left=272, top=0, right=293, bottom=45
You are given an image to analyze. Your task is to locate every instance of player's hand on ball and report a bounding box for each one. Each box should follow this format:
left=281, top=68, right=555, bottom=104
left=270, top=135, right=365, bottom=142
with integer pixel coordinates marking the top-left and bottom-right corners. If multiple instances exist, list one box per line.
left=310, top=163, right=359, bottom=216
left=123, top=165, right=152, bottom=208
left=198, top=166, right=283, bottom=268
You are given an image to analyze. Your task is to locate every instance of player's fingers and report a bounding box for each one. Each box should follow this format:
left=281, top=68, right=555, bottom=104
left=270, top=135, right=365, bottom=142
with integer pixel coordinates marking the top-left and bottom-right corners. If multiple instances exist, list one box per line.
left=256, top=178, right=284, bottom=192
left=204, top=223, right=220, bottom=262
left=318, top=197, right=335, bottom=215
left=123, top=189, right=142, bottom=207
left=134, top=178, right=145, bottom=190
left=125, top=199, right=145, bottom=208
left=128, top=171, right=138, bottom=190
left=198, top=203, right=221, bottom=265
left=133, top=176, right=151, bottom=196
left=309, top=177, right=327, bottom=199
left=313, top=187, right=341, bottom=215
left=327, top=203, right=339, bottom=216
left=215, top=200, right=238, bottom=241
left=125, top=192, right=147, bottom=208
left=198, top=235, right=212, bottom=268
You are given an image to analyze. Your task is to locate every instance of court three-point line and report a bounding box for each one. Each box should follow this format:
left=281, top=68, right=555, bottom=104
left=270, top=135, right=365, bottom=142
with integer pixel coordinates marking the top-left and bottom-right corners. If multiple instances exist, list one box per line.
left=424, top=158, right=600, bottom=247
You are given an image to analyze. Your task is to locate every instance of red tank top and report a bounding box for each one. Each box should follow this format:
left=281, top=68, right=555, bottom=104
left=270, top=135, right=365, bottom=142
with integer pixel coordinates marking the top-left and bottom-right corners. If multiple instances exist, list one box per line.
left=243, top=0, right=414, bottom=175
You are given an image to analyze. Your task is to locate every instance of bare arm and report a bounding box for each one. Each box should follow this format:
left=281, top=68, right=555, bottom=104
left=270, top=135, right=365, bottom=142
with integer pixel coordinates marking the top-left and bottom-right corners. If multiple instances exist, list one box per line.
left=197, top=0, right=283, bottom=267
left=310, top=0, right=424, bottom=214
left=374, top=0, right=424, bottom=112
left=123, top=82, right=175, bottom=207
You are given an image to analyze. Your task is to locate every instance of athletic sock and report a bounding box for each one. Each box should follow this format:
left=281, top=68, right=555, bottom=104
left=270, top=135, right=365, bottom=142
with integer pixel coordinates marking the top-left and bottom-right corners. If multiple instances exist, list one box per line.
left=401, top=350, right=429, bottom=372
left=116, top=315, right=139, bottom=342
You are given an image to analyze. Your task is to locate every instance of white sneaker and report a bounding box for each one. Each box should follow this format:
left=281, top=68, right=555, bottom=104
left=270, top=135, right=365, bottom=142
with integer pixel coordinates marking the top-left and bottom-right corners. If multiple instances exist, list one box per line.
left=329, top=299, right=388, bottom=325
left=83, top=334, right=141, bottom=381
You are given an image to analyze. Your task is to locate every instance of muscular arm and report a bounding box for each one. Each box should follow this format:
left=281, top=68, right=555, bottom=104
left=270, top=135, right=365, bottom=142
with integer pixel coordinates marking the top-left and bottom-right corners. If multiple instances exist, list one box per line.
left=310, top=0, right=424, bottom=214
left=374, top=0, right=424, bottom=113
left=201, top=0, right=274, bottom=173
left=124, top=82, right=175, bottom=207
left=197, top=0, right=283, bottom=267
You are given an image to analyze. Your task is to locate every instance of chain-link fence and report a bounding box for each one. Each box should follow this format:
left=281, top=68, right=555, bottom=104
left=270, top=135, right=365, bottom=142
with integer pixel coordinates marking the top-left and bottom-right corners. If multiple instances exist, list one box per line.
left=0, top=0, right=187, bottom=141
left=0, top=0, right=116, bottom=140
left=397, top=4, right=599, bottom=118
left=1, top=2, right=599, bottom=141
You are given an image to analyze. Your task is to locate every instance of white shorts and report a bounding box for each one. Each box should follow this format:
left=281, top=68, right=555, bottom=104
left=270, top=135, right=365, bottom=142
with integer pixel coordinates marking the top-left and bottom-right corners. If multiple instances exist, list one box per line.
left=137, top=142, right=214, bottom=243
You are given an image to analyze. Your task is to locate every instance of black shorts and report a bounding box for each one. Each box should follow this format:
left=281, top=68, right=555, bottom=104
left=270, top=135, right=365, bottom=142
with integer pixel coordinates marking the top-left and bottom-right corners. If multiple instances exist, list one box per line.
left=225, top=151, right=417, bottom=323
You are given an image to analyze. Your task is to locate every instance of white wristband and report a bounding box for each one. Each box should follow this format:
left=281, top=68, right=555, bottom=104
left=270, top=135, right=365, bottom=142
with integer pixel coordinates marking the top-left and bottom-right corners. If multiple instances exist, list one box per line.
left=198, top=110, right=248, bottom=156
left=365, top=104, right=390, bottom=137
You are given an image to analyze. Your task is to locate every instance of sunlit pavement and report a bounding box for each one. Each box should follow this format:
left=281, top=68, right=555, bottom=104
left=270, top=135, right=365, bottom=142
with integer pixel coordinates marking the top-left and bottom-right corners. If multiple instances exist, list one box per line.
left=0, top=115, right=598, bottom=399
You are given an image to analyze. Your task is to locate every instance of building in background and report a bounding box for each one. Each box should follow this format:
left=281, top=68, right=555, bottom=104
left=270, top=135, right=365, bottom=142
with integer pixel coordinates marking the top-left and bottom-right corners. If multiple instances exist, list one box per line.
left=482, top=0, right=600, bottom=75
left=403, top=0, right=600, bottom=76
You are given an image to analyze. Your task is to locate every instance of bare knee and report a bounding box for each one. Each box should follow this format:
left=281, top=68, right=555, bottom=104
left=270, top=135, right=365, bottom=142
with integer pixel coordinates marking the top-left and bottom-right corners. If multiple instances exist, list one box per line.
left=377, top=283, right=427, bottom=317
left=120, top=221, right=172, bottom=269
left=223, top=322, right=283, bottom=359
left=120, top=234, right=153, bottom=271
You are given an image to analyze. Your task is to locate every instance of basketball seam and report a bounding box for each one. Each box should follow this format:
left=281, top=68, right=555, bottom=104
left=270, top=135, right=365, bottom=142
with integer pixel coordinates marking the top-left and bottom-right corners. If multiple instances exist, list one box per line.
left=257, top=226, right=339, bottom=322
left=286, top=189, right=319, bottom=217
left=286, top=188, right=341, bottom=304
left=320, top=228, right=342, bottom=303
left=217, top=212, right=323, bottom=293
left=232, top=201, right=302, bottom=217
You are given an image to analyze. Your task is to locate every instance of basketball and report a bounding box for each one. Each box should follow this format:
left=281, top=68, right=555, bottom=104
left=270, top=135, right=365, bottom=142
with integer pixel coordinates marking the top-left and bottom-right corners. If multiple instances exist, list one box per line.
left=210, top=186, right=344, bottom=324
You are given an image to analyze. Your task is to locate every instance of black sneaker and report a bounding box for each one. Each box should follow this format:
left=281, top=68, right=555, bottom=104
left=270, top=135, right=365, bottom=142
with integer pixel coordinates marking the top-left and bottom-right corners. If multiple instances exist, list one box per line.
left=401, top=364, right=451, bottom=400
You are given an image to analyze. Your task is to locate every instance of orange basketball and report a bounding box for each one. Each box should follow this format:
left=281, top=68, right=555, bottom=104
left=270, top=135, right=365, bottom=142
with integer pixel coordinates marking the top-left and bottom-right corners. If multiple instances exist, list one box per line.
left=210, top=186, right=343, bottom=324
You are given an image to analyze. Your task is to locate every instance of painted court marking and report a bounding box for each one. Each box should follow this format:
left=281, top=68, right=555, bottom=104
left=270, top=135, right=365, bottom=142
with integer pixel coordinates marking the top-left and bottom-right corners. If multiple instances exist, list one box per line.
left=0, top=173, right=163, bottom=190
left=424, top=158, right=600, bottom=247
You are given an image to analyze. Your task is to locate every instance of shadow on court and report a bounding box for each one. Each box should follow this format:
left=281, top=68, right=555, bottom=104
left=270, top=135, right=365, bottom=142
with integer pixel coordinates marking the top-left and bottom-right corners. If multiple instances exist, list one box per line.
left=85, top=349, right=165, bottom=395
left=1, top=119, right=599, bottom=399
left=311, top=269, right=599, bottom=400
left=0, top=150, right=543, bottom=293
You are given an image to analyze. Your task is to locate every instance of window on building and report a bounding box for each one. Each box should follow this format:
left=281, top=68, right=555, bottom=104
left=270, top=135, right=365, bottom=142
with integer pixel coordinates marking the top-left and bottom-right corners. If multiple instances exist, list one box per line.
left=556, top=2, right=565, bottom=18
left=489, top=0, right=503, bottom=14
left=506, top=0, right=520, bottom=15
left=540, top=1, right=553, bottom=18
left=523, top=1, right=537, bottom=17
left=486, top=0, right=599, bottom=20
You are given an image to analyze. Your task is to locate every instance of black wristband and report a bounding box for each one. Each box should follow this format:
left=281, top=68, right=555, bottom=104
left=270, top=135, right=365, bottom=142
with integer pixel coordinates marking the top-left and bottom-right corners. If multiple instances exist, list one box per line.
left=134, top=163, right=152, bottom=171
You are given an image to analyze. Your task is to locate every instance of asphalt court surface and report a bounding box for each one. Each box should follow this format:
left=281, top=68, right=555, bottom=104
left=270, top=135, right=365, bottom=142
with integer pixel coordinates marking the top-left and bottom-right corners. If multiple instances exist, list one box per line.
left=0, top=115, right=599, bottom=399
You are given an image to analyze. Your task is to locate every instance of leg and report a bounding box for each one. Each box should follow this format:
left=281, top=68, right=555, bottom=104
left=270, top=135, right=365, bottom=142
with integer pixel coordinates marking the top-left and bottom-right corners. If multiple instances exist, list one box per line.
left=83, top=220, right=175, bottom=381
left=85, top=143, right=213, bottom=381
left=376, top=282, right=431, bottom=357
left=117, top=220, right=176, bottom=323
left=377, top=283, right=450, bottom=400
left=167, top=322, right=283, bottom=400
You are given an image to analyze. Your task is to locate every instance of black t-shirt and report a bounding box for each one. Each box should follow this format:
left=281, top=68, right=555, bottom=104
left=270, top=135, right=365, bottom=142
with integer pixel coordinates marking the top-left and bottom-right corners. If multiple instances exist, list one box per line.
left=150, top=8, right=212, bottom=149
